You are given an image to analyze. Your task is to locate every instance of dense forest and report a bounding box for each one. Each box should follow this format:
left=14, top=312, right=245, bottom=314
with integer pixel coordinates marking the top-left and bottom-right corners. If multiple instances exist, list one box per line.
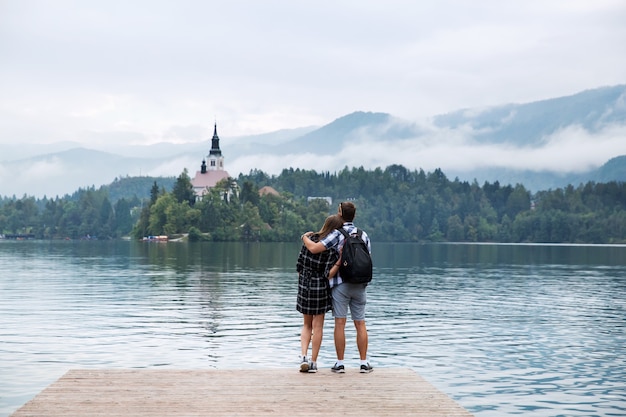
left=1, top=165, right=625, bottom=243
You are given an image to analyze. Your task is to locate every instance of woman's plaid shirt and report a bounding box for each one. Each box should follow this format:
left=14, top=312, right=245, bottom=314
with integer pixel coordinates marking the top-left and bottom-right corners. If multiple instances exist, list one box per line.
left=296, top=234, right=339, bottom=278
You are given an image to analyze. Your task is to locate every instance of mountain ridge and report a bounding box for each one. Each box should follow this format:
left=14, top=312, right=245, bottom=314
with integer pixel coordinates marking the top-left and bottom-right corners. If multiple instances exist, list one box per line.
left=1, top=85, right=625, bottom=197
left=433, top=84, right=626, bottom=145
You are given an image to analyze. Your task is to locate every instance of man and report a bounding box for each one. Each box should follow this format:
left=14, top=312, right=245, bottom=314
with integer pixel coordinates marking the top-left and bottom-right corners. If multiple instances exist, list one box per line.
left=301, top=201, right=373, bottom=373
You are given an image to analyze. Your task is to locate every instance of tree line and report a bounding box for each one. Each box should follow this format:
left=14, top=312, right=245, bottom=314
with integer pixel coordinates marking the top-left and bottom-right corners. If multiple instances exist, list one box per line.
left=0, top=176, right=174, bottom=240
left=1, top=165, right=625, bottom=243
left=0, top=187, right=139, bottom=240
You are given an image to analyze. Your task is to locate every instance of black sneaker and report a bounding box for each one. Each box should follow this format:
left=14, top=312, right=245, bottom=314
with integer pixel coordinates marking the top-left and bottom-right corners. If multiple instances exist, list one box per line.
left=299, top=356, right=309, bottom=373
left=331, top=363, right=345, bottom=373
left=308, top=361, right=318, bottom=373
left=360, top=363, right=373, bottom=373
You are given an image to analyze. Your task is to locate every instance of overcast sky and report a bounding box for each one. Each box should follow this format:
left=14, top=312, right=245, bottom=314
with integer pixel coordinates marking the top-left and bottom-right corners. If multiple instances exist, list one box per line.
left=2, top=0, right=625, bottom=148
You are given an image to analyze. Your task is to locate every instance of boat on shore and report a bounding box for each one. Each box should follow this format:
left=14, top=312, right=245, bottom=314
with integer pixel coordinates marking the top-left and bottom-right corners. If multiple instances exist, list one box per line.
left=142, top=235, right=168, bottom=242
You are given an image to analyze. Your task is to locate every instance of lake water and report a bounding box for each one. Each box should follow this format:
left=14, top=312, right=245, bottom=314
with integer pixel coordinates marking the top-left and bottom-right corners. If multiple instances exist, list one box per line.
left=1, top=241, right=625, bottom=417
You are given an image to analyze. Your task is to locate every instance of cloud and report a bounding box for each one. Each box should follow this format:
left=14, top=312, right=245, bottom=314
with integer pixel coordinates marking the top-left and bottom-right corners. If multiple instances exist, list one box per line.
left=1, top=118, right=624, bottom=198
left=1, top=1, right=625, bottom=196
left=0, top=157, right=90, bottom=198
left=2, top=0, right=625, bottom=144
left=145, top=156, right=199, bottom=178
left=227, top=122, right=626, bottom=179
left=514, top=124, right=626, bottom=172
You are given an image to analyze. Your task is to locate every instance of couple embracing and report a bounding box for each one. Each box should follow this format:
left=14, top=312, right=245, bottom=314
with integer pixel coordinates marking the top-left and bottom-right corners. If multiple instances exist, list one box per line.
left=296, top=201, right=373, bottom=374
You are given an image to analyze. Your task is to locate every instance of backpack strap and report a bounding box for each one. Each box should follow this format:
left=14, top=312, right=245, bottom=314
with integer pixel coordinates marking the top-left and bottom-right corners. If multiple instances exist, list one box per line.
left=338, top=228, right=364, bottom=245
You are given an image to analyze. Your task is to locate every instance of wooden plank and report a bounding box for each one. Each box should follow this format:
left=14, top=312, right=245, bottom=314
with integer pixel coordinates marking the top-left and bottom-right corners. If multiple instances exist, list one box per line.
left=11, top=368, right=474, bottom=417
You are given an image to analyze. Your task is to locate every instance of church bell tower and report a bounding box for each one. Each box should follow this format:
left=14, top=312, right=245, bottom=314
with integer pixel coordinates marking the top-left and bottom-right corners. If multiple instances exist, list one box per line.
left=191, top=121, right=230, bottom=199
left=206, top=123, right=224, bottom=171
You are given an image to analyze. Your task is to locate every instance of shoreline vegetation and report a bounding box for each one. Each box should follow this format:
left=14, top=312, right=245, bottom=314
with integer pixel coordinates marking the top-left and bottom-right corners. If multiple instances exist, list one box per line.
left=1, top=165, right=625, bottom=244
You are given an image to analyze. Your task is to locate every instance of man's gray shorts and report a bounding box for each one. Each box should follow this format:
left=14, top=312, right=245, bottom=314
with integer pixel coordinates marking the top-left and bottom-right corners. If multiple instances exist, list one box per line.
left=332, top=282, right=367, bottom=321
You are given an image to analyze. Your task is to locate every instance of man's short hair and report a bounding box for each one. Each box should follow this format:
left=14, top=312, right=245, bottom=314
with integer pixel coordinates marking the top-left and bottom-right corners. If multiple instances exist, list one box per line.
left=339, top=201, right=356, bottom=222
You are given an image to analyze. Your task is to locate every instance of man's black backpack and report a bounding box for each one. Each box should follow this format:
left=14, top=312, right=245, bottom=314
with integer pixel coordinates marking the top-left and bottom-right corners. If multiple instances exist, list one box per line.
left=338, top=228, right=373, bottom=284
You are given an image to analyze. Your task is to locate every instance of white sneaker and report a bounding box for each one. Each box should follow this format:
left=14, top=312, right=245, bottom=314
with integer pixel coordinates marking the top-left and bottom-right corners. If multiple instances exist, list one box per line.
left=331, top=363, right=345, bottom=373
left=360, top=362, right=373, bottom=373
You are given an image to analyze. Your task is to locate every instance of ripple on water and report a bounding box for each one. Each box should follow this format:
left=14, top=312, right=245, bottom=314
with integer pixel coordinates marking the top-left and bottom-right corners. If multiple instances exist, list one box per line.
left=1, top=242, right=625, bottom=417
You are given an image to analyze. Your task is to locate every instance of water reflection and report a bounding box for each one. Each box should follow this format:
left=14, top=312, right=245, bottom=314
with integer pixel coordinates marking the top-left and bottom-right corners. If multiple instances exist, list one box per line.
left=1, top=241, right=625, bottom=417
left=374, top=242, right=626, bottom=268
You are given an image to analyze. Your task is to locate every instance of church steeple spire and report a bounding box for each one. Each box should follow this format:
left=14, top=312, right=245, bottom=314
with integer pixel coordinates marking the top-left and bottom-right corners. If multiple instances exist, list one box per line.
left=205, top=122, right=224, bottom=171
left=190, top=121, right=231, bottom=200
left=209, top=123, right=222, bottom=157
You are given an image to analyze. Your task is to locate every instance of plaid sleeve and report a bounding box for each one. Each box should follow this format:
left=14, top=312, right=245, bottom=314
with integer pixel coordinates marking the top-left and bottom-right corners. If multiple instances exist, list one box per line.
left=319, top=229, right=342, bottom=250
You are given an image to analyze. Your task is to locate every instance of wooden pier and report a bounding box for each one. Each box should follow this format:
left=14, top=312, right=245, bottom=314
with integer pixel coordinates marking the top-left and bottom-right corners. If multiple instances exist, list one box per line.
left=11, top=368, right=474, bottom=416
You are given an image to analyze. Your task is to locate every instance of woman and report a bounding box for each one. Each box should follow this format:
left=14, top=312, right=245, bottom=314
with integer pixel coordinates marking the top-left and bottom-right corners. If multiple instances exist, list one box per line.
left=296, top=214, right=343, bottom=373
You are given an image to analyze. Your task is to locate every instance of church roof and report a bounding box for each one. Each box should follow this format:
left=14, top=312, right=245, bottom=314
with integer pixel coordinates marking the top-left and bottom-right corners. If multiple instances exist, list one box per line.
left=191, top=170, right=230, bottom=193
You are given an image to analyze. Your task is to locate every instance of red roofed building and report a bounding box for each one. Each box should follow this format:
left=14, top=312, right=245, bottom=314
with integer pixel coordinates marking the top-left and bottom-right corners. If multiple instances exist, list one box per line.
left=191, top=123, right=231, bottom=198
left=259, top=186, right=280, bottom=196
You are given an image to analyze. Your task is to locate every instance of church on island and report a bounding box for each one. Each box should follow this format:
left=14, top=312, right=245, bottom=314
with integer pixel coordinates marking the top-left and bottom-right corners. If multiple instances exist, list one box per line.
left=190, top=123, right=231, bottom=199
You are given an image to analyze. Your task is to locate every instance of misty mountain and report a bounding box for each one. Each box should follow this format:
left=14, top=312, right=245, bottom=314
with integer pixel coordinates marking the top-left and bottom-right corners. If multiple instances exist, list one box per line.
left=0, top=141, right=89, bottom=161
left=445, top=158, right=626, bottom=192
left=0, top=148, right=167, bottom=198
left=107, top=125, right=319, bottom=159
left=256, top=85, right=626, bottom=190
left=583, top=155, right=626, bottom=183
left=1, top=85, right=625, bottom=198
left=272, top=112, right=422, bottom=155
left=432, top=85, right=626, bottom=146
left=236, top=85, right=626, bottom=155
